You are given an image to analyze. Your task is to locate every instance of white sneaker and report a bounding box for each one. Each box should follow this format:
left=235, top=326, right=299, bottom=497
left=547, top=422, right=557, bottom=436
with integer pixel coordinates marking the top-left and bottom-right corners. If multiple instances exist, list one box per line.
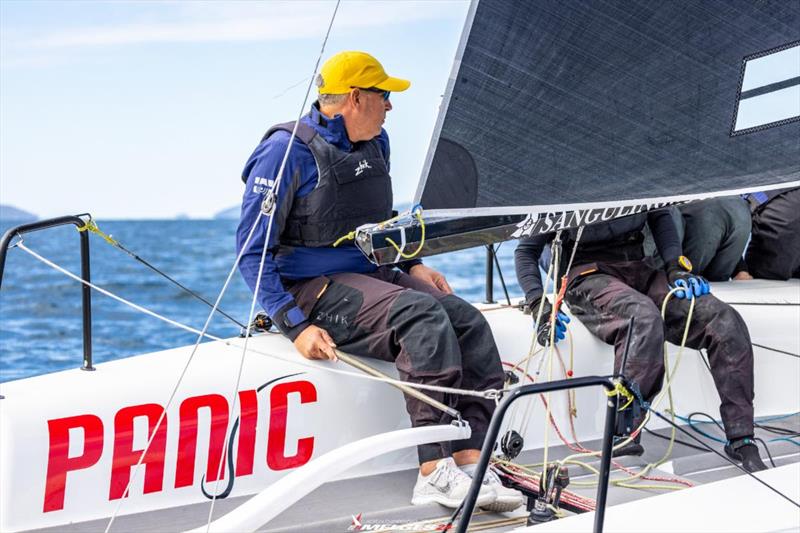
left=411, top=458, right=496, bottom=508
left=461, top=463, right=525, bottom=513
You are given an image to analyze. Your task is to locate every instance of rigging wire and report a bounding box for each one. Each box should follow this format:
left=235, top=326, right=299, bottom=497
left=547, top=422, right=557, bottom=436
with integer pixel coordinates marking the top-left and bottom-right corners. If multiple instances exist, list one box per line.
left=93, top=5, right=346, bottom=528
left=642, top=427, right=709, bottom=452
left=104, top=205, right=265, bottom=533
left=76, top=218, right=246, bottom=328
left=488, top=243, right=512, bottom=306
left=648, top=409, right=800, bottom=509
left=205, top=0, right=343, bottom=523
left=751, top=342, right=800, bottom=358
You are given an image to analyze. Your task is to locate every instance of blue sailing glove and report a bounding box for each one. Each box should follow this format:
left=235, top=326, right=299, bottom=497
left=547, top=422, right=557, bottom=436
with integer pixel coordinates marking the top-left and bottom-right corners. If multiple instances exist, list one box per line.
left=531, top=299, right=571, bottom=346
left=666, top=256, right=710, bottom=299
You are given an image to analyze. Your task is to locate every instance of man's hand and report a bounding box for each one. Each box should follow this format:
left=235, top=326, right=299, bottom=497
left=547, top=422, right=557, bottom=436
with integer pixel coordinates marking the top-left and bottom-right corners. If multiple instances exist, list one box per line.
left=293, top=325, right=338, bottom=361
left=409, top=264, right=453, bottom=294
left=666, top=257, right=710, bottom=299
left=527, top=298, right=569, bottom=346
left=535, top=311, right=570, bottom=346
left=733, top=270, right=754, bottom=281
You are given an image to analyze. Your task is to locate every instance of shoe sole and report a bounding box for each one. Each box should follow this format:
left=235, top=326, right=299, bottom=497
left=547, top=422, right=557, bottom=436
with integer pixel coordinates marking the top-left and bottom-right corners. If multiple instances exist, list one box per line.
left=411, top=491, right=495, bottom=509
left=479, top=498, right=525, bottom=513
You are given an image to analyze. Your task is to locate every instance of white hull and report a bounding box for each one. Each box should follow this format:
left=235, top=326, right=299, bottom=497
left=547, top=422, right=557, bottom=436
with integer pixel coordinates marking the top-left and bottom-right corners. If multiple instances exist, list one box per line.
left=1, top=279, right=798, bottom=532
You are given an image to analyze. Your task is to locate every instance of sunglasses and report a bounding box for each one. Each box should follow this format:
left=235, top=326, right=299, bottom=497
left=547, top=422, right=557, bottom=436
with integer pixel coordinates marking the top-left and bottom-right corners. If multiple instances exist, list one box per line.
left=354, top=87, right=391, bottom=101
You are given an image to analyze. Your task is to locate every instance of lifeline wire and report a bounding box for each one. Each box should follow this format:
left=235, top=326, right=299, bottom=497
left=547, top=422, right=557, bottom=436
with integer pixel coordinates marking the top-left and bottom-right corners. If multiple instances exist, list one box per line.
left=77, top=218, right=246, bottom=329
left=16, top=244, right=499, bottom=400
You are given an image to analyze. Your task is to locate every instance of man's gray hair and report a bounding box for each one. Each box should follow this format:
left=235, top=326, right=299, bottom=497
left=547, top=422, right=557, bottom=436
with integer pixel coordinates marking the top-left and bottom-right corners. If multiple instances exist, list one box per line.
left=318, top=93, right=347, bottom=107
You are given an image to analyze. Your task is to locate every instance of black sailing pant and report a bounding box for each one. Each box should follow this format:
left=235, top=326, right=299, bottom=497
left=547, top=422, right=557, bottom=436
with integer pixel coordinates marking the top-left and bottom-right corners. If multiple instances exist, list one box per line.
left=286, top=266, right=505, bottom=463
left=746, top=188, right=800, bottom=280
left=565, top=259, right=754, bottom=440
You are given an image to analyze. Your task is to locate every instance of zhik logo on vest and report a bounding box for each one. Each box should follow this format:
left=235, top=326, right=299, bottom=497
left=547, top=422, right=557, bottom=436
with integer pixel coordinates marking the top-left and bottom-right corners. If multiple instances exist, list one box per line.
left=355, top=160, right=372, bottom=176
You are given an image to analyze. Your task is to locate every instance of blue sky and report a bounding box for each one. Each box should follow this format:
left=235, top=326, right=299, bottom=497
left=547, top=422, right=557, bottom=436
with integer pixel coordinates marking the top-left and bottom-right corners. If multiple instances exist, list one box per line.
left=1, top=0, right=470, bottom=219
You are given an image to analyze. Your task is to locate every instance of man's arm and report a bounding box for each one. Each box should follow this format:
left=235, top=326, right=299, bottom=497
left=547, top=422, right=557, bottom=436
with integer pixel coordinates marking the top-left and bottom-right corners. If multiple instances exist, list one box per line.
left=648, top=209, right=710, bottom=297
left=515, top=234, right=569, bottom=345
left=647, top=209, right=682, bottom=264
left=514, top=235, right=550, bottom=308
left=237, top=132, right=309, bottom=340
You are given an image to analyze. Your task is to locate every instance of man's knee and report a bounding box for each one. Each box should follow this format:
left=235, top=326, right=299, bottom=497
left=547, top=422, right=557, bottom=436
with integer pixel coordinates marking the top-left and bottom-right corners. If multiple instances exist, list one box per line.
left=625, top=302, right=665, bottom=360
left=389, top=290, right=460, bottom=368
left=694, top=299, right=751, bottom=349
left=437, top=294, right=490, bottom=329
left=392, top=290, right=447, bottom=319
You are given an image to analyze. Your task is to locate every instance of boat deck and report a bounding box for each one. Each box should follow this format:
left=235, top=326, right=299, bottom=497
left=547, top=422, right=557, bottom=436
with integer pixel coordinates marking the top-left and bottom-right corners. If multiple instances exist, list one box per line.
left=31, top=415, right=800, bottom=532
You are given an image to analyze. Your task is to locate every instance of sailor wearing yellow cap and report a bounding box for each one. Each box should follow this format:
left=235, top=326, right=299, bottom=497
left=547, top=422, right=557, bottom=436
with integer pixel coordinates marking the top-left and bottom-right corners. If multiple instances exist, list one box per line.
left=236, top=51, right=521, bottom=511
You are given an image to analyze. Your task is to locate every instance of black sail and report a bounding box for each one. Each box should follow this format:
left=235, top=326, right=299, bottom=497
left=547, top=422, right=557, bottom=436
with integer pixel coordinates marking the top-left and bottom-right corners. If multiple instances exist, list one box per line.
left=357, top=0, right=800, bottom=264
left=416, top=0, right=799, bottom=216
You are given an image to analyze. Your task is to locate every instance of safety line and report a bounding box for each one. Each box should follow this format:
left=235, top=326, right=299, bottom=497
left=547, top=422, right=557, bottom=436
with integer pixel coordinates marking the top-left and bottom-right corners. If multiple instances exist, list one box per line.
left=15, top=243, right=499, bottom=399
left=77, top=218, right=246, bottom=329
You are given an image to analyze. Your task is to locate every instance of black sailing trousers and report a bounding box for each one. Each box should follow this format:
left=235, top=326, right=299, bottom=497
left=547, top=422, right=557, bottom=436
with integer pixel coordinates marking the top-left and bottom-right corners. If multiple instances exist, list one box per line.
left=565, top=259, right=755, bottom=441
left=746, top=188, right=800, bottom=280
left=287, top=266, right=505, bottom=463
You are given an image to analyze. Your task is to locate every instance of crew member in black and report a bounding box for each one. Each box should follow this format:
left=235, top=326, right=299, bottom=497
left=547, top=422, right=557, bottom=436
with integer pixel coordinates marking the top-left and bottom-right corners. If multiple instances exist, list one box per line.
left=737, top=187, right=800, bottom=280
left=514, top=210, right=767, bottom=472
left=672, top=197, right=752, bottom=281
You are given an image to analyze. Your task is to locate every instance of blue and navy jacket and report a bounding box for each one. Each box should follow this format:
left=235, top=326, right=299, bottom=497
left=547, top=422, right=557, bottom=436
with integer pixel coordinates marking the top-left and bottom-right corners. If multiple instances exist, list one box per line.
left=236, top=103, right=414, bottom=340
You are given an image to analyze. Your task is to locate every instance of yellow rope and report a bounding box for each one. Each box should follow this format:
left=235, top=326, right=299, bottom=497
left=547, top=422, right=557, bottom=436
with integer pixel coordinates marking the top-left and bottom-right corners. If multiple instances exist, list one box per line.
left=384, top=210, right=426, bottom=259
left=554, top=287, right=696, bottom=490
left=332, top=231, right=356, bottom=248
left=331, top=207, right=426, bottom=258
left=76, top=219, right=118, bottom=246
left=605, top=380, right=634, bottom=411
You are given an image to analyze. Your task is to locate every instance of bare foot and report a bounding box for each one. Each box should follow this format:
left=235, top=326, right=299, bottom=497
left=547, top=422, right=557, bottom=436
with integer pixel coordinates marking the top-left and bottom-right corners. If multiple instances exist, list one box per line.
left=733, top=271, right=754, bottom=281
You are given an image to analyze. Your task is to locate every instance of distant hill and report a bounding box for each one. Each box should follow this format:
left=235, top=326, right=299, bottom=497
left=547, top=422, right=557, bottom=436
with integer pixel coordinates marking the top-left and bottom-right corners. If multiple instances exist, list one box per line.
left=214, top=206, right=240, bottom=220
left=0, top=205, right=37, bottom=222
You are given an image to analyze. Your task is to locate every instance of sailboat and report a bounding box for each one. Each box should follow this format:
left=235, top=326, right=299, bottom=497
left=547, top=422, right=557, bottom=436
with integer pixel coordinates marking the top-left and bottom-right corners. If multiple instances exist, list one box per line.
left=1, top=1, right=799, bottom=532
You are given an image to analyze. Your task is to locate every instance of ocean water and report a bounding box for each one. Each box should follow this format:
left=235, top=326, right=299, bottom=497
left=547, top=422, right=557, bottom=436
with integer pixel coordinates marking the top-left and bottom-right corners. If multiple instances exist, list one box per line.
left=0, top=219, right=523, bottom=382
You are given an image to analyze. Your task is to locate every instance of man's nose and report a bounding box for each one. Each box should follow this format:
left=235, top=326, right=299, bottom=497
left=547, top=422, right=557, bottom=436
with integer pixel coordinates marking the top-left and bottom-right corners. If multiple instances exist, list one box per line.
left=384, top=99, right=392, bottom=112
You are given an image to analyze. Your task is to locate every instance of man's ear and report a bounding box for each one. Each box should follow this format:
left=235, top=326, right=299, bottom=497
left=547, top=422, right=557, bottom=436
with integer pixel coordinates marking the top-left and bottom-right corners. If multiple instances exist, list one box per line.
left=349, top=88, right=361, bottom=107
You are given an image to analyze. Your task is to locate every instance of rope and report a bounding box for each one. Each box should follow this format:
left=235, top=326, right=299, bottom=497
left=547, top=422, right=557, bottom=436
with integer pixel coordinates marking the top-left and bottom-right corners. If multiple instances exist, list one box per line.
left=384, top=207, right=426, bottom=259
left=604, top=380, right=634, bottom=411
left=77, top=217, right=246, bottom=329
left=502, top=361, right=692, bottom=491
left=751, top=342, right=800, bottom=358
left=15, top=242, right=500, bottom=401
left=333, top=205, right=426, bottom=260
left=76, top=219, right=118, bottom=245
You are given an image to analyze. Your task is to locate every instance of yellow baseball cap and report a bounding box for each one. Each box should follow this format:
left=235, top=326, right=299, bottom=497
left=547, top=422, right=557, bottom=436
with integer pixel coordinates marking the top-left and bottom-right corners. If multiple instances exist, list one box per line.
left=317, top=51, right=411, bottom=95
